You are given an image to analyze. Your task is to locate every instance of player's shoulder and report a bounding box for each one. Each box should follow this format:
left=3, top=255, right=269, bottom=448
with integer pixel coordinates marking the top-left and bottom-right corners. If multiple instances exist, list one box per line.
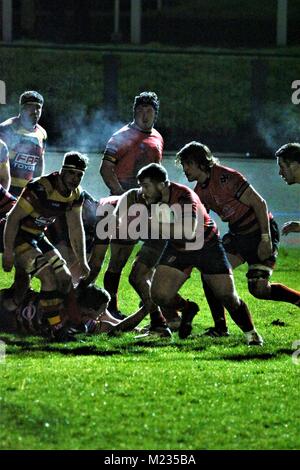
left=36, top=123, right=47, bottom=140
left=170, top=181, right=198, bottom=202
left=111, top=123, right=132, bottom=138
left=0, top=138, right=8, bottom=151
left=170, top=180, right=193, bottom=194
left=151, top=127, right=163, bottom=140
left=27, top=173, right=54, bottom=195
left=69, top=185, right=84, bottom=206
left=125, top=187, right=141, bottom=204
left=215, top=164, right=245, bottom=179
left=0, top=116, right=18, bottom=131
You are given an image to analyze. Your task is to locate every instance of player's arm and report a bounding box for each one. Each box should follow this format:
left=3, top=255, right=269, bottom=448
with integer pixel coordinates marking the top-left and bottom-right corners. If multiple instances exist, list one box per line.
left=35, top=142, right=46, bottom=178
left=35, top=154, right=44, bottom=178
left=100, top=158, right=125, bottom=195
left=66, top=206, right=90, bottom=278
left=0, top=140, right=11, bottom=190
left=0, top=160, right=11, bottom=191
left=282, top=221, right=300, bottom=235
left=2, top=203, right=28, bottom=271
left=239, top=185, right=272, bottom=260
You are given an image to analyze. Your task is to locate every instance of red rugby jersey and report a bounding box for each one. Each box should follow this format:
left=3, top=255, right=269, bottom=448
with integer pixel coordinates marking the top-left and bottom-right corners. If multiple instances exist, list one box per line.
left=103, top=123, right=163, bottom=191
left=194, top=164, right=259, bottom=234
left=167, top=182, right=218, bottom=250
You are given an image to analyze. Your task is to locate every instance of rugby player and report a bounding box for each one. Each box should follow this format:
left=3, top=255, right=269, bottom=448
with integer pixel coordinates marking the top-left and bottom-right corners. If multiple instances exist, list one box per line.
left=79, top=194, right=168, bottom=327
left=47, top=190, right=100, bottom=286
left=0, top=284, right=147, bottom=338
left=99, top=92, right=164, bottom=317
left=275, top=143, right=300, bottom=236
left=100, top=91, right=163, bottom=195
left=2, top=151, right=90, bottom=341
left=176, top=141, right=300, bottom=336
left=0, top=91, right=47, bottom=197
left=136, top=163, right=263, bottom=345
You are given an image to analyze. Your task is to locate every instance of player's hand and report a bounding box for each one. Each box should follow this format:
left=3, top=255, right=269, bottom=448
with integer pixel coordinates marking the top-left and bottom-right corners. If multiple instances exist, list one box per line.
left=2, top=251, right=14, bottom=272
left=79, top=262, right=90, bottom=279
left=281, top=221, right=300, bottom=236
left=257, top=237, right=273, bottom=261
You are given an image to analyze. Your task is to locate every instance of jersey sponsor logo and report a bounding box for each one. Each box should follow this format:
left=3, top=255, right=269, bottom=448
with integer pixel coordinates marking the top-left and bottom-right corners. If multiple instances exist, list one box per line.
left=220, top=174, right=229, bottom=184
left=35, top=215, right=56, bottom=227
left=21, top=303, right=36, bottom=321
left=13, top=153, right=39, bottom=171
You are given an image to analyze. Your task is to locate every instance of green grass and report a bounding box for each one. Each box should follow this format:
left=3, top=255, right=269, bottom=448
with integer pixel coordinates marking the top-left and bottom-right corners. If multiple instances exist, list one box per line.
left=0, top=247, right=299, bottom=450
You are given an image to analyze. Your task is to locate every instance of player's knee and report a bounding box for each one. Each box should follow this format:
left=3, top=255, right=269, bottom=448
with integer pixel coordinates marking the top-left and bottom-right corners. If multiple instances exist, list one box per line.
left=248, top=280, right=269, bottom=299
left=218, top=293, right=239, bottom=311
left=129, top=263, right=149, bottom=289
left=247, top=269, right=271, bottom=299
left=38, top=269, right=57, bottom=291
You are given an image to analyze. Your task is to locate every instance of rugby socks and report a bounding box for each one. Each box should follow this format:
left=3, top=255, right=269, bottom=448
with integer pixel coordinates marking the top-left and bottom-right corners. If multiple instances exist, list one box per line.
left=228, top=299, right=254, bottom=333
left=270, top=283, right=300, bottom=306
left=201, top=278, right=228, bottom=331
left=39, top=290, right=64, bottom=328
left=173, top=294, right=188, bottom=310
left=103, top=270, right=122, bottom=312
left=150, top=308, right=167, bottom=327
left=161, top=306, right=181, bottom=322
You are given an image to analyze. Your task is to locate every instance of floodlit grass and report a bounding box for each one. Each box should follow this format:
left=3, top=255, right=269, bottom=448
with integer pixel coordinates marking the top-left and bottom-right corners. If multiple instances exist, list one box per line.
left=0, top=247, right=299, bottom=450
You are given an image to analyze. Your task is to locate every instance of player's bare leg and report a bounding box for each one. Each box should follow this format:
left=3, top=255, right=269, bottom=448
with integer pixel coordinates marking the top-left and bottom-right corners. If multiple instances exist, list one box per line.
left=201, top=252, right=244, bottom=336
left=7, top=266, right=30, bottom=309
left=151, top=265, right=190, bottom=337
left=129, top=259, right=156, bottom=314
left=81, top=243, right=109, bottom=286
left=103, top=242, right=135, bottom=317
left=203, top=272, right=263, bottom=345
left=247, top=272, right=300, bottom=307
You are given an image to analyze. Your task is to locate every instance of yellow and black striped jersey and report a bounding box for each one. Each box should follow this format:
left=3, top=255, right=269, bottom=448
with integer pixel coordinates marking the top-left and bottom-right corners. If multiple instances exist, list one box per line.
left=18, top=172, right=83, bottom=236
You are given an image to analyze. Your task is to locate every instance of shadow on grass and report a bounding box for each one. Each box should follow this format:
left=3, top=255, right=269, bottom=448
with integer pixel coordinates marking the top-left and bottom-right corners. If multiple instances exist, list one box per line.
left=0, top=333, right=293, bottom=361
left=196, top=349, right=293, bottom=361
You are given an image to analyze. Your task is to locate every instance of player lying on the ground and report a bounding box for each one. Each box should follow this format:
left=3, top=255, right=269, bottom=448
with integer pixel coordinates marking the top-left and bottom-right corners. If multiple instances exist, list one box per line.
left=0, top=283, right=147, bottom=339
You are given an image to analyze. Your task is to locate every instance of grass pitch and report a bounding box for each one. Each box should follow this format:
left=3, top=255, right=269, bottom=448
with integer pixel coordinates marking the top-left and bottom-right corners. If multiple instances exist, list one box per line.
left=0, top=247, right=299, bottom=450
